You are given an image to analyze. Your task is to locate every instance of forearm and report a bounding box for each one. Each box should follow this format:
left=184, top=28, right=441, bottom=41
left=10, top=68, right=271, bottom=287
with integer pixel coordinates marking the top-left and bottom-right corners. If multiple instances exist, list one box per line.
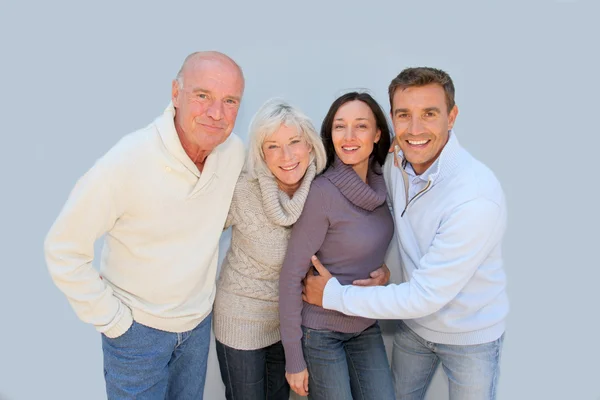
left=279, top=264, right=308, bottom=373
left=45, top=165, right=132, bottom=337
left=323, top=199, right=505, bottom=320
left=322, top=277, right=447, bottom=319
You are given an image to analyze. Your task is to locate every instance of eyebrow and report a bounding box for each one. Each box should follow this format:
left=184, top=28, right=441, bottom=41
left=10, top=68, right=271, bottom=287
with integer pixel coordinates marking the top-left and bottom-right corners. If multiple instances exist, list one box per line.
left=393, top=108, right=410, bottom=116
left=394, top=107, right=442, bottom=115
left=263, top=135, right=301, bottom=143
left=334, top=117, right=369, bottom=121
left=190, top=87, right=241, bottom=102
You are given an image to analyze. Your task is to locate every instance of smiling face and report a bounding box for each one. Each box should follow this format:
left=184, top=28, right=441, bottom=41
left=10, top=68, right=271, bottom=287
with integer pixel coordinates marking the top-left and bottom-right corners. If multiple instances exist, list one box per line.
left=331, top=100, right=381, bottom=179
left=262, top=124, right=312, bottom=196
left=171, top=56, right=244, bottom=158
left=391, top=83, right=458, bottom=175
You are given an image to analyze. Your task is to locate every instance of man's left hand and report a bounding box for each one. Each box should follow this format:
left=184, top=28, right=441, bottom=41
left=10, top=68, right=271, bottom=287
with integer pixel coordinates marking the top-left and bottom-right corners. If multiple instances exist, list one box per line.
left=302, top=255, right=333, bottom=307
left=353, top=264, right=390, bottom=286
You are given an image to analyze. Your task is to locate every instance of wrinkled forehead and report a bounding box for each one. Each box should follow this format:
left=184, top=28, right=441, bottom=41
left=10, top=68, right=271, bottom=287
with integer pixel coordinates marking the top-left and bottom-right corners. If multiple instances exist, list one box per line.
left=183, top=59, right=244, bottom=92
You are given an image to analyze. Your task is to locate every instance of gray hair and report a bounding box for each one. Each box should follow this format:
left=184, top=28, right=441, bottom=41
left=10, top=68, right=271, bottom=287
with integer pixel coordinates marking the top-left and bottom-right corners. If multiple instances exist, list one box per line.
left=246, top=98, right=327, bottom=179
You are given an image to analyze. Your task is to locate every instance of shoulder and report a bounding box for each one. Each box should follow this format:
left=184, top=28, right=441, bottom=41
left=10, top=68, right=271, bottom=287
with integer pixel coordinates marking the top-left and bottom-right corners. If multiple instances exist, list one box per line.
left=231, top=172, right=261, bottom=205
left=88, top=124, right=157, bottom=179
left=459, top=150, right=505, bottom=208
left=311, top=174, right=338, bottom=196
left=303, top=174, right=340, bottom=213
left=219, top=133, right=245, bottom=161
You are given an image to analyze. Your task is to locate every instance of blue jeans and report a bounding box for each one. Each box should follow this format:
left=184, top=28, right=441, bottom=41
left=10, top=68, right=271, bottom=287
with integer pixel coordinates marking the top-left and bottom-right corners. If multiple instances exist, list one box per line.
left=301, top=323, right=395, bottom=400
left=392, top=321, right=504, bottom=400
left=215, top=340, right=289, bottom=400
left=101, top=313, right=212, bottom=400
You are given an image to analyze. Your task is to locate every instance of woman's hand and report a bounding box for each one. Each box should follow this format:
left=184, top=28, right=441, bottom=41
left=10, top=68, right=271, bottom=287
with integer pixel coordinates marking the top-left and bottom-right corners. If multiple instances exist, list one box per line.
left=286, top=368, right=309, bottom=397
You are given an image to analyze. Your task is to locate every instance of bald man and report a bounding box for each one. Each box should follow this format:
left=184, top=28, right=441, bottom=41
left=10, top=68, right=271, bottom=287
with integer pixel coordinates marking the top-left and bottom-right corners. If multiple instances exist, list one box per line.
left=45, top=51, right=246, bottom=399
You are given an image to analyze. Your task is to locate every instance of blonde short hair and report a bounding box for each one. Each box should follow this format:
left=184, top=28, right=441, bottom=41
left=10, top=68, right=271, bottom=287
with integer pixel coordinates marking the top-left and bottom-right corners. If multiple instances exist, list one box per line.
left=246, top=98, right=327, bottom=179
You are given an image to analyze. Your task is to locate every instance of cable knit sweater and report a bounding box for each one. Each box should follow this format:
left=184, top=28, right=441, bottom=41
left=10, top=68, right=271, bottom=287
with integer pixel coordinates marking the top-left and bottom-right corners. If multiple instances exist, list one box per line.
left=213, top=163, right=317, bottom=350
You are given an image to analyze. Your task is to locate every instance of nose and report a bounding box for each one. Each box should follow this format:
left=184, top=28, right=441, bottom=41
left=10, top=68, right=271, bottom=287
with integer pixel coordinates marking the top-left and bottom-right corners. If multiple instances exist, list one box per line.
left=206, top=100, right=223, bottom=121
left=281, top=144, right=292, bottom=160
left=407, top=115, right=424, bottom=135
left=344, top=127, right=356, bottom=140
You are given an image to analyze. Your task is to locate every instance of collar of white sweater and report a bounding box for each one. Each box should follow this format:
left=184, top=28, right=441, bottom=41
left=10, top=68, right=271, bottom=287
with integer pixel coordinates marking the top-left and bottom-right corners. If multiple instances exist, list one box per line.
left=155, top=102, right=224, bottom=179
left=256, top=162, right=317, bottom=227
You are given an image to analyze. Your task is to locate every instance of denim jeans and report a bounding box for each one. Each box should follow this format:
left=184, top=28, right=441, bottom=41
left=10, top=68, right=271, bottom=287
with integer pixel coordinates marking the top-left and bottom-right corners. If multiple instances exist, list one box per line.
left=215, top=340, right=289, bottom=400
left=392, top=321, right=504, bottom=400
left=101, top=313, right=212, bottom=400
left=301, top=323, right=395, bottom=400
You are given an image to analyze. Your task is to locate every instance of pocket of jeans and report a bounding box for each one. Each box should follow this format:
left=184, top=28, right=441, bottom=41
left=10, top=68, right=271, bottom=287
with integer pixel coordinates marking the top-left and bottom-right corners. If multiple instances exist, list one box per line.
left=103, top=320, right=136, bottom=342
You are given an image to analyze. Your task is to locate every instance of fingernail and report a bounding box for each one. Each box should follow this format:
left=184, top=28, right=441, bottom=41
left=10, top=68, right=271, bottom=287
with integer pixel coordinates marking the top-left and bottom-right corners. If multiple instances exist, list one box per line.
left=311, top=256, right=317, bottom=260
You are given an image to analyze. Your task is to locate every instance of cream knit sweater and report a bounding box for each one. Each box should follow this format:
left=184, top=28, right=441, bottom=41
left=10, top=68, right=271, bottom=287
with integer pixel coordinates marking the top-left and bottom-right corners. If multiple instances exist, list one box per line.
left=213, top=163, right=317, bottom=350
left=45, top=103, right=245, bottom=338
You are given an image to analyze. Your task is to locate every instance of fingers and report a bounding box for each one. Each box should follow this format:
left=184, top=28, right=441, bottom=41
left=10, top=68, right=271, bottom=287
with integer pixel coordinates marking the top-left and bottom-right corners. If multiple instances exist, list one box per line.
left=352, top=278, right=376, bottom=286
left=286, top=370, right=309, bottom=397
left=310, top=255, right=331, bottom=278
left=393, top=144, right=401, bottom=167
left=304, top=371, right=309, bottom=393
left=370, top=269, right=383, bottom=278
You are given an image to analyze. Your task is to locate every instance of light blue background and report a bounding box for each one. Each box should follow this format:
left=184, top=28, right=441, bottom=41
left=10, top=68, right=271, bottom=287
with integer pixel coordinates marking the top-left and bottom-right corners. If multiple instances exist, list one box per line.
left=1, top=1, right=598, bottom=399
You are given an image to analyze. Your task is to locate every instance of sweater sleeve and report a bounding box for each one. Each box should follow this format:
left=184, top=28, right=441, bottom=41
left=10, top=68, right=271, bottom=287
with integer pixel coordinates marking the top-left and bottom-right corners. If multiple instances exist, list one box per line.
left=322, top=198, right=505, bottom=319
left=279, top=181, right=329, bottom=373
left=44, top=159, right=133, bottom=338
left=224, top=181, right=240, bottom=230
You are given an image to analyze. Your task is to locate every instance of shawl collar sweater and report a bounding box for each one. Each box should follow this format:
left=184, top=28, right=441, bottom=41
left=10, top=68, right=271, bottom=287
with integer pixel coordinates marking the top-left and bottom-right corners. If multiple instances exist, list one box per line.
left=45, top=103, right=245, bottom=338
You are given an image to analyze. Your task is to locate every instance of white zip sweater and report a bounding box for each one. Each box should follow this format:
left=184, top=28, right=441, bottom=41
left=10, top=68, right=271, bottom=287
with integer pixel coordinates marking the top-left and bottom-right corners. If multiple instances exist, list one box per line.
left=322, top=132, right=508, bottom=345
left=44, top=103, right=245, bottom=338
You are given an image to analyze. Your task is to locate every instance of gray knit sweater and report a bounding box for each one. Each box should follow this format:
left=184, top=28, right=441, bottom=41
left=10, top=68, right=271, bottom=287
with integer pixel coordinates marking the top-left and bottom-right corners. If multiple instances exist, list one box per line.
left=213, top=163, right=317, bottom=350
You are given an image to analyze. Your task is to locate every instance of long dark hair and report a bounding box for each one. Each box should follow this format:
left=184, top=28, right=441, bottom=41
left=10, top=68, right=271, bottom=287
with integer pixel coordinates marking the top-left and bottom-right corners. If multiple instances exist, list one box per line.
left=321, top=92, right=391, bottom=172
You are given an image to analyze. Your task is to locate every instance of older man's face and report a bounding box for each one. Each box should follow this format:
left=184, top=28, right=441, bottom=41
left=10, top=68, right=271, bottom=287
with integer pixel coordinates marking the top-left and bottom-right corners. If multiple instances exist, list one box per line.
left=172, top=59, right=244, bottom=153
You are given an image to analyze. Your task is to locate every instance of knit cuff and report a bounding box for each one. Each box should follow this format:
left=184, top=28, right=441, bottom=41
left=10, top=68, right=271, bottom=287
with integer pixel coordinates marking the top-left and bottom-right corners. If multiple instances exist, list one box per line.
left=284, top=341, right=307, bottom=374
left=322, top=277, right=344, bottom=312
left=98, top=303, right=134, bottom=338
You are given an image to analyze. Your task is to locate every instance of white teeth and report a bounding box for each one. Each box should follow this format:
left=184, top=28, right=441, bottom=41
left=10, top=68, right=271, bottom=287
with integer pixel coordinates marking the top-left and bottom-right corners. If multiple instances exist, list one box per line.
left=281, top=164, right=298, bottom=171
left=343, top=146, right=359, bottom=151
left=408, top=140, right=429, bottom=145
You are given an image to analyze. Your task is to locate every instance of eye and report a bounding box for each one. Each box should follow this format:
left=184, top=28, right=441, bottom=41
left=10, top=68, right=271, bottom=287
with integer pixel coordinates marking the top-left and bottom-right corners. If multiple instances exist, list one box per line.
left=225, top=98, right=238, bottom=105
left=397, top=113, right=409, bottom=119
left=267, top=144, right=278, bottom=150
left=424, top=112, right=436, bottom=118
left=290, top=139, right=301, bottom=145
left=198, top=93, right=208, bottom=99
left=357, top=124, right=367, bottom=129
left=334, top=124, right=345, bottom=129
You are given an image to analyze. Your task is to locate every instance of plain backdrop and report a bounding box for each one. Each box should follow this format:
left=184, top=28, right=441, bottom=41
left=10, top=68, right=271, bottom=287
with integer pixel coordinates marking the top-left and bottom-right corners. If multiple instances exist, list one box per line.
left=1, top=1, right=598, bottom=399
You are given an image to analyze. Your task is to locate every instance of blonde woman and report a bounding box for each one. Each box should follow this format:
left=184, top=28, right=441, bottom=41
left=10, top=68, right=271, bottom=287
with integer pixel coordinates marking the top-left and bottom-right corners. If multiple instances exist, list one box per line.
left=213, top=98, right=327, bottom=400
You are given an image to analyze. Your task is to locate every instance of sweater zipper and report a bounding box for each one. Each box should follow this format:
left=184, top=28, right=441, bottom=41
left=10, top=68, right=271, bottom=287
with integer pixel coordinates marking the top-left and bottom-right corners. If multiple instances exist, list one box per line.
left=399, top=159, right=432, bottom=217
left=401, top=180, right=431, bottom=217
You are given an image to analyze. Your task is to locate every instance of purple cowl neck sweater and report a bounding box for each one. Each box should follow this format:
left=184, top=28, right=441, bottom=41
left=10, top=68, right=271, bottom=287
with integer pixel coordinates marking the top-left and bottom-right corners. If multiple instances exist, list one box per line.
left=279, top=156, right=394, bottom=373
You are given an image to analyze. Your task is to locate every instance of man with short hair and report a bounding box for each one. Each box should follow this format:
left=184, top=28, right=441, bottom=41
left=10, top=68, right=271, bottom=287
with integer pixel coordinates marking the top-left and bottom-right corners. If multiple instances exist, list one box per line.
left=45, top=51, right=246, bottom=399
left=302, top=67, right=509, bottom=400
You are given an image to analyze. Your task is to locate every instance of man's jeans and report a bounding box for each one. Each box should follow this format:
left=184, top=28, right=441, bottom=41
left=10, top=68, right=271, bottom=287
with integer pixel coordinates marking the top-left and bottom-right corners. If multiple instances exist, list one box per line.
left=101, top=313, right=212, bottom=400
left=392, top=321, right=504, bottom=400
left=301, top=323, right=395, bottom=400
left=215, top=340, right=289, bottom=400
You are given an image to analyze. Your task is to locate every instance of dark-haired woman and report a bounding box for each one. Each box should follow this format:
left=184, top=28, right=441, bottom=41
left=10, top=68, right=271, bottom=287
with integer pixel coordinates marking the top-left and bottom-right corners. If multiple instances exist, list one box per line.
left=279, top=92, right=395, bottom=400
